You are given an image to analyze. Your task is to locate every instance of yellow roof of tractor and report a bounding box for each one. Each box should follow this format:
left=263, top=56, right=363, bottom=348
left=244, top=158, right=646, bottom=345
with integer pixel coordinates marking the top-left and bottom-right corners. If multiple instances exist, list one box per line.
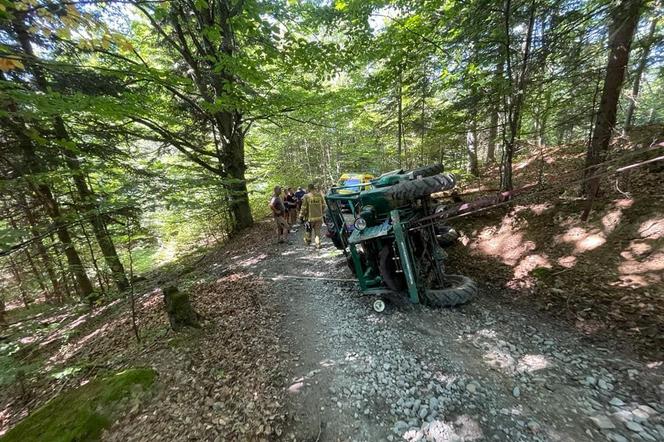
left=336, top=173, right=375, bottom=194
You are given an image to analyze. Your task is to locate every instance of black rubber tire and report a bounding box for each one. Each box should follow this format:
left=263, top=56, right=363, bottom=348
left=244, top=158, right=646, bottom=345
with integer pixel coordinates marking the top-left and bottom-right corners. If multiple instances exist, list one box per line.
left=424, top=274, right=477, bottom=307
left=378, top=244, right=406, bottom=292
left=387, top=173, right=456, bottom=201
left=410, top=164, right=443, bottom=178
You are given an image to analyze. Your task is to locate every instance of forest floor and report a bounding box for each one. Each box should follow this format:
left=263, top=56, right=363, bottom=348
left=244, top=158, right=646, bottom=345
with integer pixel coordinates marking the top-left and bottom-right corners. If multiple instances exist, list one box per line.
left=1, top=132, right=663, bottom=441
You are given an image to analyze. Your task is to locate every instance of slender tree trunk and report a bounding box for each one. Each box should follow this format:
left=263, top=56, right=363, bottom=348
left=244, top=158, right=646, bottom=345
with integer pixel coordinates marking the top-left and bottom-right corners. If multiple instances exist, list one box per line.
left=9, top=19, right=92, bottom=297
left=420, top=77, right=426, bottom=164
left=583, top=0, right=642, bottom=203
left=24, top=249, right=49, bottom=299
left=3, top=203, right=50, bottom=299
left=488, top=61, right=504, bottom=164
left=9, top=257, right=31, bottom=308
left=397, top=67, right=403, bottom=168
left=20, top=196, right=64, bottom=301
left=51, top=237, right=74, bottom=300
left=37, top=185, right=94, bottom=297
left=0, top=295, right=5, bottom=326
left=79, top=215, right=107, bottom=295
left=501, top=0, right=535, bottom=191
left=65, top=152, right=129, bottom=292
left=13, top=15, right=129, bottom=292
left=487, top=112, right=499, bottom=164
left=624, top=16, right=658, bottom=130
left=466, top=121, right=480, bottom=176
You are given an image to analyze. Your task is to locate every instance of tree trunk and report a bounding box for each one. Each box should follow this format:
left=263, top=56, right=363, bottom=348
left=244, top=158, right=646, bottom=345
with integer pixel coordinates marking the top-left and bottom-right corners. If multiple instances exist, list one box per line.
left=488, top=61, right=504, bottom=164
left=37, top=184, right=94, bottom=297
left=3, top=203, right=50, bottom=299
left=466, top=122, right=480, bottom=176
left=397, top=67, right=403, bottom=167
left=0, top=295, right=5, bottom=326
left=20, top=196, right=64, bottom=302
left=11, top=117, right=94, bottom=297
left=63, top=150, right=129, bottom=291
left=219, top=122, right=253, bottom=230
left=24, top=249, right=49, bottom=299
left=487, top=111, right=498, bottom=164
left=500, top=0, right=535, bottom=191
left=13, top=15, right=130, bottom=292
left=9, top=257, right=31, bottom=308
left=624, top=16, right=658, bottom=130
left=583, top=0, right=642, bottom=200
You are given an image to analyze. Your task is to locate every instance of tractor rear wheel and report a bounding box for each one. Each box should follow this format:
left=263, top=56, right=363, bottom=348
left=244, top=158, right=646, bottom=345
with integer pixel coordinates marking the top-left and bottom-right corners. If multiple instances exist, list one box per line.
left=410, top=164, right=443, bottom=178
left=424, top=275, right=477, bottom=307
left=387, top=173, right=455, bottom=201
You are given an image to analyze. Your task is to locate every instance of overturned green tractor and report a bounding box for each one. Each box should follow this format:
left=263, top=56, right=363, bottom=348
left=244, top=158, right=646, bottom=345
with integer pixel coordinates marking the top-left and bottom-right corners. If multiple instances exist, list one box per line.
left=325, top=164, right=478, bottom=313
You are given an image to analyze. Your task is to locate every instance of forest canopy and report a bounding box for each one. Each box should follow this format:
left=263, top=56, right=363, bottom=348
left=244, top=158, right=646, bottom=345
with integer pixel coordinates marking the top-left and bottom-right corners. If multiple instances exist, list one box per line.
left=0, top=0, right=662, bottom=304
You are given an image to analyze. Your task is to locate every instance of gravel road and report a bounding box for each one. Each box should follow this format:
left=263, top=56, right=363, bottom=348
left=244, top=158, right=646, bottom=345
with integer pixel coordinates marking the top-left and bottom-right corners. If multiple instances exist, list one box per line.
left=231, top=225, right=663, bottom=442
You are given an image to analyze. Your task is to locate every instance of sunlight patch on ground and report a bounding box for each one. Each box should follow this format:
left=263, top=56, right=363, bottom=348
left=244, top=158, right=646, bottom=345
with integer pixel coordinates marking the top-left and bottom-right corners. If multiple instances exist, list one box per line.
left=238, top=253, right=268, bottom=267
left=555, top=226, right=606, bottom=254
left=140, top=290, right=162, bottom=308
left=475, top=329, right=497, bottom=339
left=38, top=300, right=121, bottom=350
left=46, top=320, right=116, bottom=368
left=365, top=314, right=385, bottom=324
left=617, top=250, right=664, bottom=287
left=471, top=229, right=536, bottom=266
left=601, top=208, right=624, bottom=233
left=514, top=254, right=551, bottom=279
left=516, top=354, right=550, bottom=373
left=18, top=336, right=37, bottom=345
left=401, top=415, right=483, bottom=441
left=638, top=217, right=664, bottom=240
left=557, top=255, right=577, bottom=267
left=513, top=203, right=553, bottom=215
left=483, top=348, right=515, bottom=371
left=432, top=372, right=458, bottom=386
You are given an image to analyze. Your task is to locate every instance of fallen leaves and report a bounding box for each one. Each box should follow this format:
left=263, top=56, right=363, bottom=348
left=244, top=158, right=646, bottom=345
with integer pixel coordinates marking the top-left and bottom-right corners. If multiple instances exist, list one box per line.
left=104, top=273, right=289, bottom=441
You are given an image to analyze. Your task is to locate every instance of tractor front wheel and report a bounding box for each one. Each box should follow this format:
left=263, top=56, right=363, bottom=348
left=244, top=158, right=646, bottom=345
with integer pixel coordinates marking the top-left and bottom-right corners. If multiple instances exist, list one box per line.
left=424, top=275, right=477, bottom=307
left=379, top=245, right=406, bottom=292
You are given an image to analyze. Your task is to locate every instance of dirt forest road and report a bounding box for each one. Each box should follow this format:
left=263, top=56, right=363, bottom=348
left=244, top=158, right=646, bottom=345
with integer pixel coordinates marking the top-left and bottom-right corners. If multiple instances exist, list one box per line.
left=226, top=221, right=663, bottom=442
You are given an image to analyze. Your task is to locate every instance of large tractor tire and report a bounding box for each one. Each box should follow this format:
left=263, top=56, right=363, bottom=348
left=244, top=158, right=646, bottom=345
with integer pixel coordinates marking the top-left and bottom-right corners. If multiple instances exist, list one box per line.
left=387, top=173, right=456, bottom=201
left=423, top=274, right=477, bottom=307
left=378, top=245, right=406, bottom=292
left=410, top=164, right=443, bottom=178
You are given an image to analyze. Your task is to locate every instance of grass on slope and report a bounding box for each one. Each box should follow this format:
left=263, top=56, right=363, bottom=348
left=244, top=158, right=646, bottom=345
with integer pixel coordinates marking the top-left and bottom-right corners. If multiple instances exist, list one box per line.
left=0, top=368, right=156, bottom=442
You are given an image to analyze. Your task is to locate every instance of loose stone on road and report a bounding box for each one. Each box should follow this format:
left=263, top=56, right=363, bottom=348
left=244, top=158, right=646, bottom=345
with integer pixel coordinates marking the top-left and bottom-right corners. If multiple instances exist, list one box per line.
left=229, top=227, right=663, bottom=441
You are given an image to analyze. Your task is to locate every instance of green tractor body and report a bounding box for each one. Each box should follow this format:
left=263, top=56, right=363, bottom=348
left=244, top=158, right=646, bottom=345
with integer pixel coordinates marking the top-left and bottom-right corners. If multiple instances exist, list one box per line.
left=325, top=164, right=477, bottom=310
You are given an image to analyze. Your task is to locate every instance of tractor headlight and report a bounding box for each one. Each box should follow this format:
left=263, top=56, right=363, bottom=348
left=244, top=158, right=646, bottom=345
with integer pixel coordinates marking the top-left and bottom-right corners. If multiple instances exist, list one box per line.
left=354, top=217, right=367, bottom=231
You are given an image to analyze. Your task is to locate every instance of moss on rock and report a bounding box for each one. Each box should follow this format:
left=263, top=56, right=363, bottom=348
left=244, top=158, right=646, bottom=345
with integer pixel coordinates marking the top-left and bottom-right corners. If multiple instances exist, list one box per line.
left=0, top=368, right=156, bottom=442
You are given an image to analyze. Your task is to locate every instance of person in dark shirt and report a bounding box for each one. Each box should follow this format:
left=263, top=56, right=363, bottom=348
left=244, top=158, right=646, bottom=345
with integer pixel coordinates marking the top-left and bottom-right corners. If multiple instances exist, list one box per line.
left=285, top=187, right=297, bottom=226
left=294, top=187, right=306, bottom=215
left=269, top=186, right=290, bottom=243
